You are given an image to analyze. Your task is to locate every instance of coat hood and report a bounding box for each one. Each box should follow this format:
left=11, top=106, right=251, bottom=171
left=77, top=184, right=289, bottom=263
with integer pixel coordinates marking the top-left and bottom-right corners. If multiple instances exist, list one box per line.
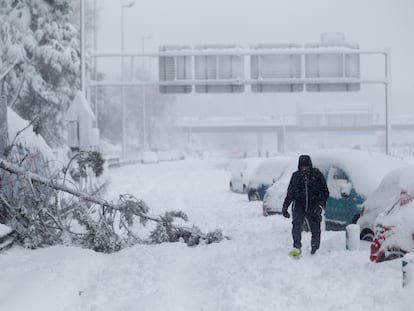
left=298, top=154, right=313, bottom=169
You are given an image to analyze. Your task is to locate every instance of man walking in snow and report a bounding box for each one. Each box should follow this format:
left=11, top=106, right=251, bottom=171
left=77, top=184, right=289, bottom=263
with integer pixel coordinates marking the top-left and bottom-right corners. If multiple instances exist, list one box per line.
left=282, top=154, right=329, bottom=257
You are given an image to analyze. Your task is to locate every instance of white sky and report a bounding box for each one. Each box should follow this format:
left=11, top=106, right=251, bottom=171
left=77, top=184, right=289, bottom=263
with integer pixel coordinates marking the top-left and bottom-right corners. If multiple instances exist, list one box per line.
left=94, top=0, right=414, bottom=117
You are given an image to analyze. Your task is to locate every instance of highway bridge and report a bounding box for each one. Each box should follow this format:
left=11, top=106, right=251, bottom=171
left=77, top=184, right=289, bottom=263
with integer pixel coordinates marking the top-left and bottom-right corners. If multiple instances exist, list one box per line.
left=170, top=114, right=414, bottom=153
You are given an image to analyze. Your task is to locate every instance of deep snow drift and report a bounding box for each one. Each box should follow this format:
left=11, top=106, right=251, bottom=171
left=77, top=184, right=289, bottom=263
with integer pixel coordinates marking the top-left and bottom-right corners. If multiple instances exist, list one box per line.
left=0, top=158, right=412, bottom=311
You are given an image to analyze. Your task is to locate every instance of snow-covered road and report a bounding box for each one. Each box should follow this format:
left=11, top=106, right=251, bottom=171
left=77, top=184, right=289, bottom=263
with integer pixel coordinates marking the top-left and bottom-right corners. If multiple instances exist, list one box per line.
left=0, top=158, right=412, bottom=311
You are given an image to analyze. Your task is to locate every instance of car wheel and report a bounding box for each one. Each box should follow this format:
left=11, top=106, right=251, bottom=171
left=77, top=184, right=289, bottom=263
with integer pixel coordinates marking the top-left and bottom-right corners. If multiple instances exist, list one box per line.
left=248, top=192, right=259, bottom=201
left=382, top=247, right=406, bottom=262
left=360, top=229, right=374, bottom=242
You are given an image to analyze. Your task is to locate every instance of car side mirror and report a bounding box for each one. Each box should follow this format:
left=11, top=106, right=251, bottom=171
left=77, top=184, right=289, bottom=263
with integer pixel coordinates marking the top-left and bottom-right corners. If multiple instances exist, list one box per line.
left=340, top=181, right=352, bottom=199
left=341, top=191, right=350, bottom=199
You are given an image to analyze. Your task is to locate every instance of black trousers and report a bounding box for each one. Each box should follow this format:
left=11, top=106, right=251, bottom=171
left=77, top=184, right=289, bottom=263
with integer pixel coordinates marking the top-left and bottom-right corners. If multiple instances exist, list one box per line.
left=292, top=206, right=322, bottom=250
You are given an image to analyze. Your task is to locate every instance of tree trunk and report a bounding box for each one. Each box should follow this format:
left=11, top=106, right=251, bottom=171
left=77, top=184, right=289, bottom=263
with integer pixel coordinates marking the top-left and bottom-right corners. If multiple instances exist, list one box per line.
left=0, top=96, right=8, bottom=158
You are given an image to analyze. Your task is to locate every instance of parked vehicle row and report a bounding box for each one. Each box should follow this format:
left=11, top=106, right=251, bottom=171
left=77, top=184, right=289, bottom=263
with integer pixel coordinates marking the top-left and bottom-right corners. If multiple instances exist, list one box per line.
left=261, top=149, right=407, bottom=231
left=228, top=150, right=413, bottom=262
left=140, top=150, right=186, bottom=164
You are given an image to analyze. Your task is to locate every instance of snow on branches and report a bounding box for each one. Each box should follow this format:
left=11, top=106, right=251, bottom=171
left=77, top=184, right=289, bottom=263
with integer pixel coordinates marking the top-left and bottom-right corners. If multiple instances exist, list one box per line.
left=0, top=157, right=226, bottom=253
left=1, top=0, right=81, bottom=146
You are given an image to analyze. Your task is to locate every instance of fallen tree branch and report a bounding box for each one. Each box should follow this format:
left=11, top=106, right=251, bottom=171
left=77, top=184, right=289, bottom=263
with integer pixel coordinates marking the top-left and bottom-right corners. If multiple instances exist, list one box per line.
left=1, top=158, right=119, bottom=212
left=0, top=158, right=227, bottom=249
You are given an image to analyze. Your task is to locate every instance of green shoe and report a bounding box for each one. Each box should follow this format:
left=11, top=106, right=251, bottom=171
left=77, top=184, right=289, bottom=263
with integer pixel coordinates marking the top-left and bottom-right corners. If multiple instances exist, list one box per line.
left=289, top=248, right=302, bottom=258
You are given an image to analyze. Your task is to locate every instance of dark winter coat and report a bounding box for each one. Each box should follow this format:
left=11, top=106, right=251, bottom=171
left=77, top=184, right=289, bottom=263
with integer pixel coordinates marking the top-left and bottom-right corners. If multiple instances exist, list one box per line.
left=282, top=155, right=329, bottom=213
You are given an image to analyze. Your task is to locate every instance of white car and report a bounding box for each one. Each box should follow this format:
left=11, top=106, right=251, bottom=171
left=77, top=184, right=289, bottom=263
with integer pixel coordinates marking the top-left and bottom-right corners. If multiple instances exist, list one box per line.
left=229, top=158, right=263, bottom=193
left=359, top=166, right=414, bottom=241
left=262, top=149, right=407, bottom=231
left=158, top=150, right=186, bottom=162
left=141, top=151, right=159, bottom=164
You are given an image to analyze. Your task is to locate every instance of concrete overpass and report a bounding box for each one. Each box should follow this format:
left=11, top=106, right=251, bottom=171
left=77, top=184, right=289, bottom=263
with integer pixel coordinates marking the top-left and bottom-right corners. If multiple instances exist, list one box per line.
left=170, top=115, right=414, bottom=153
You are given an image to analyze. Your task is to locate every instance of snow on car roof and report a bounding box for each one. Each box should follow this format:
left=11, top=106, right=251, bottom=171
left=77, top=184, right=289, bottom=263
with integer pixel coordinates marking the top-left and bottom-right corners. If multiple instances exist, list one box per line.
left=249, top=156, right=293, bottom=185
left=229, top=157, right=264, bottom=174
left=363, top=166, right=414, bottom=211
left=276, top=149, right=407, bottom=199
left=309, top=149, right=408, bottom=198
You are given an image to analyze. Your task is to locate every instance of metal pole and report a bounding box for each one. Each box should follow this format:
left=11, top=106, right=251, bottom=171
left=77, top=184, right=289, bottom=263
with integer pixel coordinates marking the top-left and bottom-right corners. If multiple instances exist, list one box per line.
left=142, top=36, right=146, bottom=150
left=121, top=6, right=126, bottom=159
left=80, top=0, right=86, bottom=94
left=91, top=49, right=389, bottom=58
left=385, top=50, right=391, bottom=155
left=120, top=2, right=135, bottom=159
left=142, top=35, right=152, bottom=150
left=120, top=2, right=134, bottom=159
left=93, top=0, right=98, bottom=126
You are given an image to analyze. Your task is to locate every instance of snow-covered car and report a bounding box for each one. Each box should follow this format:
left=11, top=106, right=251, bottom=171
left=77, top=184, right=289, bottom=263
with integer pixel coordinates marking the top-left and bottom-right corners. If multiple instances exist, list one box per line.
left=370, top=189, right=414, bottom=263
left=358, top=166, right=413, bottom=241
left=262, top=149, right=407, bottom=231
left=247, top=156, right=293, bottom=201
left=229, top=158, right=263, bottom=193
left=141, top=151, right=159, bottom=164
left=157, top=150, right=186, bottom=161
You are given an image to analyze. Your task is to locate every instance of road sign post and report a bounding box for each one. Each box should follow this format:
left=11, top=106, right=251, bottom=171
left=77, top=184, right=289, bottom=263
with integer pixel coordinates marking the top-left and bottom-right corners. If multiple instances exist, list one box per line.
left=89, top=36, right=392, bottom=154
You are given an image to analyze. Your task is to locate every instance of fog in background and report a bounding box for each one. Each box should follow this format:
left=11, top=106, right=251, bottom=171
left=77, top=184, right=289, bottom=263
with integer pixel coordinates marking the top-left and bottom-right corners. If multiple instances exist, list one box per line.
left=93, top=0, right=414, bottom=154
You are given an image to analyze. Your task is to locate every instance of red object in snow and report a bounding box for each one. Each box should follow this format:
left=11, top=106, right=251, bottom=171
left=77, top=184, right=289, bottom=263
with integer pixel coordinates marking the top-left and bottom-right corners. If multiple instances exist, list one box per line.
left=370, top=226, right=390, bottom=263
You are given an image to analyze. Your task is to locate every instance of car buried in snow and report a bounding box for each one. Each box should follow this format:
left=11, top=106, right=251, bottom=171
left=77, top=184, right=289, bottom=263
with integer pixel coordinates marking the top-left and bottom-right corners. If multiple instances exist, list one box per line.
left=370, top=189, right=414, bottom=263
left=141, top=151, right=159, bottom=164
left=358, top=166, right=413, bottom=241
left=157, top=149, right=186, bottom=162
left=262, top=149, right=407, bottom=231
left=246, top=156, right=293, bottom=201
left=228, top=158, right=263, bottom=193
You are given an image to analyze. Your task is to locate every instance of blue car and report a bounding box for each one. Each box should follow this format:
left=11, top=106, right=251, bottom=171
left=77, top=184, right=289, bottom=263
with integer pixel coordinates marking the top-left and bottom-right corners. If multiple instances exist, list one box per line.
left=247, top=157, right=292, bottom=201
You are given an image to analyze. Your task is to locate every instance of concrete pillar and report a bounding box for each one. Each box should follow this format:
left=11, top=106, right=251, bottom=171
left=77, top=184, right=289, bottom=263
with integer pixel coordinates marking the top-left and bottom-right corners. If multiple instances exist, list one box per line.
left=277, top=129, right=285, bottom=154
left=257, top=132, right=263, bottom=157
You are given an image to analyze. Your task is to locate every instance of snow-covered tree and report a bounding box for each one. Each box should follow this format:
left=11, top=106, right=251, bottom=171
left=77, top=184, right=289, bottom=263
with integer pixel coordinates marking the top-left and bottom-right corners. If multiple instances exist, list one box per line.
left=0, top=0, right=81, bottom=146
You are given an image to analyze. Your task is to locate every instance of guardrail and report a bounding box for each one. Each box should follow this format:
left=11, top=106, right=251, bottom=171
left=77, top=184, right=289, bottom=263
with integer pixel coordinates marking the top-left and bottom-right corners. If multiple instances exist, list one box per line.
left=106, top=156, right=121, bottom=169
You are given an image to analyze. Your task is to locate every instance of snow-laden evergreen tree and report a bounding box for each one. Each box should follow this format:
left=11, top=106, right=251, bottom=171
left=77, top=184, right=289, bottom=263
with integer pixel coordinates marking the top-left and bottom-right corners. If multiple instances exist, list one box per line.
left=0, top=0, right=80, bottom=146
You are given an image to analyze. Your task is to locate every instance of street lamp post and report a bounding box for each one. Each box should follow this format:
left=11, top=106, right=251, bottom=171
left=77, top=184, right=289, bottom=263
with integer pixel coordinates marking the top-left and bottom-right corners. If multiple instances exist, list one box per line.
left=80, top=0, right=86, bottom=94
left=121, top=1, right=134, bottom=159
left=141, top=34, right=152, bottom=150
left=93, top=0, right=98, bottom=126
